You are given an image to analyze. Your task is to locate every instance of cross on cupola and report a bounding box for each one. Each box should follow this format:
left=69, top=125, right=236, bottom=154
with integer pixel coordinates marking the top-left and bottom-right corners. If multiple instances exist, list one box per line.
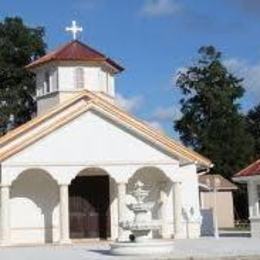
left=65, top=20, right=83, bottom=40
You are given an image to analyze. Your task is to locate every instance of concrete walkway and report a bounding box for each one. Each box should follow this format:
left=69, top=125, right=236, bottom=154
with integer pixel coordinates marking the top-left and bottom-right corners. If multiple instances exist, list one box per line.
left=0, top=238, right=260, bottom=260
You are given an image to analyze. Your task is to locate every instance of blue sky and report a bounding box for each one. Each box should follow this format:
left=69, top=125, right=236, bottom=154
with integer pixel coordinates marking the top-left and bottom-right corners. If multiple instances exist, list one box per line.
left=1, top=0, right=260, bottom=137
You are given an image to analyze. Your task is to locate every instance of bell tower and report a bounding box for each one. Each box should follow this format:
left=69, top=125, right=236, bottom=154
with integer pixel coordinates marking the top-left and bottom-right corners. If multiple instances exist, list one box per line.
left=26, top=21, right=124, bottom=116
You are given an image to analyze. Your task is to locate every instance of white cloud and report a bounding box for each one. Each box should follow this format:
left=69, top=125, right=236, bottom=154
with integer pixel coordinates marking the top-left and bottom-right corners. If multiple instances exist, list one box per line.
left=115, top=94, right=166, bottom=132
left=141, top=0, right=181, bottom=17
left=146, top=120, right=164, bottom=132
left=152, top=105, right=182, bottom=121
left=224, top=58, right=260, bottom=102
left=115, top=94, right=143, bottom=113
left=144, top=105, right=181, bottom=134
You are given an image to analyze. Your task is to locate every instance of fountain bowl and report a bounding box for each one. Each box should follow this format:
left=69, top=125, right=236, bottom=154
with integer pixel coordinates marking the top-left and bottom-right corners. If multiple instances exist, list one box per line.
left=110, top=181, right=174, bottom=256
left=110, top=239, right=175, bottom=256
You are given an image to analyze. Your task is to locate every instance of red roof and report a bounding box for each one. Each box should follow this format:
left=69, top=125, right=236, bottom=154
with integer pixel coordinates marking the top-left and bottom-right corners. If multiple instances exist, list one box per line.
left=234, top=159, right=260, bottom=178
left=26, top=40, right=124, bottom=72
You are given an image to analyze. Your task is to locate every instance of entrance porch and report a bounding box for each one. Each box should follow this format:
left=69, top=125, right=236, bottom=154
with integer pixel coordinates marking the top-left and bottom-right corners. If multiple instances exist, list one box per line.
left=0, top=163, right=196, bottom=246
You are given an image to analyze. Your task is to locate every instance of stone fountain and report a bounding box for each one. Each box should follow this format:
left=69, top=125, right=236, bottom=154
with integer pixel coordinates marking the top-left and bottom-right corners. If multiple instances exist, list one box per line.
left=110, top=181, right=174, bottom=256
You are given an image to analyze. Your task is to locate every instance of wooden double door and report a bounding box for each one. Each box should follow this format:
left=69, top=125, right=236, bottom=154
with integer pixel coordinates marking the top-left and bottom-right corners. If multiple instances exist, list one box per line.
left=69, top=176, right=110, bottom=239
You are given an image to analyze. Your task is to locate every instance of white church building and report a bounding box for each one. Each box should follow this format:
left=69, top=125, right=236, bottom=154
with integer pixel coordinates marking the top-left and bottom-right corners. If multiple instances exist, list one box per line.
left=0, top=23, right=212, bottom=246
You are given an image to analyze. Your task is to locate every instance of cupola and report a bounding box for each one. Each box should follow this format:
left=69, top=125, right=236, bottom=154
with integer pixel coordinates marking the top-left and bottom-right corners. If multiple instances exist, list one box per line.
left=26, top=21, right=124, bottom=115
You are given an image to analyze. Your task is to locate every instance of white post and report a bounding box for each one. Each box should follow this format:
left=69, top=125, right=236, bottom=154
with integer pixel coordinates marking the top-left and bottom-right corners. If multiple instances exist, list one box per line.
left=117, top=182, right=127, bottom=241
left=0, top=185, right=10, bottom=245
left=59, top=184, right=71, bottom=244
left=248, top=180, right=258, bottom=218
left=173, top=182, right=182, bottom=239
left=160, top=182, right=170, bottom=238
left=213, top=185, right=219, bottom=239
left=256, top=184, right=260, bottom=216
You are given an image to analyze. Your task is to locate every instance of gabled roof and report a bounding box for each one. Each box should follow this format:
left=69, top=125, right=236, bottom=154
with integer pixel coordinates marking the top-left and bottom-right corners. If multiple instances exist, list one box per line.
left=234, top=160, right=260, bottom=178
left=199, top=174, right=238, bottom=191
left=0, top=90, right=212, bottom=167
left=26, top=40, right=124, bottom=72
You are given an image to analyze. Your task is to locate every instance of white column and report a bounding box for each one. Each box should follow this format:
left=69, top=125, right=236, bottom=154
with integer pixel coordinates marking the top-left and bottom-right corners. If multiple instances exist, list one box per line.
left=117, top=182, right=127, bottom=241
left=248, top=180, right=258, bottom=218
left=59, top=184, right=71, bottom=244
left=173, top=182, right=182, bottom=239
left=0, top=185, right=10, bottom=245
left=160, top=182, right=170, bottom=239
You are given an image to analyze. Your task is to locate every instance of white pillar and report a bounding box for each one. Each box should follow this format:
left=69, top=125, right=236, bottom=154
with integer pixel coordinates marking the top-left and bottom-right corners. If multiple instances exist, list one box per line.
left=248, top=180, right=258, bottom=218
left=173, top=182, right=182, bottom=239
left=160, top=182, right=171, bottom=239
left=0, top=185, right=10, bottom=245
left=117, top=182, right=127, bottom=241
left=59, top=184, right=71, bottom=244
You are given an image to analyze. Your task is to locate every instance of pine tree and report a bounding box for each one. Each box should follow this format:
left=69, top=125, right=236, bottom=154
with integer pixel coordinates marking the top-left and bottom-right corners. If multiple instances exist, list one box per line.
left=175, top=46, right=254, bottom=179
left=247, top=104, right=260, bottom=159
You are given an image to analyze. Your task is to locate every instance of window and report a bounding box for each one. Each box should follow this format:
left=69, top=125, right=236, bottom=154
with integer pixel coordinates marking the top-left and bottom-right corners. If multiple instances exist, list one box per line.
left=44, top=71, right=50, bottom=93
left=75, top=67, right=84, bottom=89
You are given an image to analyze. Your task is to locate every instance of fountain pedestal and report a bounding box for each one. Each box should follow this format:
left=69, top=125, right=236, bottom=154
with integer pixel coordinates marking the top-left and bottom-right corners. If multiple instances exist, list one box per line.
left=110, top=181, right=174, bottom=256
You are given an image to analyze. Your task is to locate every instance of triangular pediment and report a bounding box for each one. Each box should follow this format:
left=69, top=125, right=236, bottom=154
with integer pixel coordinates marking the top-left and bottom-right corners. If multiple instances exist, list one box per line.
left=0, top=91, right=211, bottom=167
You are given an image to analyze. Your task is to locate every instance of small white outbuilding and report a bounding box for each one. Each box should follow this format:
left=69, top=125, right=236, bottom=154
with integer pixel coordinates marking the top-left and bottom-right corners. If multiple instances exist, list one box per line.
left=199, top=174, right=237, bottom=228
left=233, top=160, right=260, bottom=238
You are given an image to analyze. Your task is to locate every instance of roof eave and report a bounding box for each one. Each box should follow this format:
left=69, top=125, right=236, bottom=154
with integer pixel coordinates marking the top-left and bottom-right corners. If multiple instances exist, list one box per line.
left=26, top=58, right=124, bottom=73
left=232, top=175, right=260, bottom=183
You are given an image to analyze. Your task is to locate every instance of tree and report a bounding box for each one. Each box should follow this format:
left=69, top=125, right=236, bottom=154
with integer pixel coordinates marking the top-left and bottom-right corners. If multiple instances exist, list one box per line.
left=0, top=17, right=46, bottom=135
left=175, top=46, right=254, bottom=179
left=247, top=104, right=260, bottom=159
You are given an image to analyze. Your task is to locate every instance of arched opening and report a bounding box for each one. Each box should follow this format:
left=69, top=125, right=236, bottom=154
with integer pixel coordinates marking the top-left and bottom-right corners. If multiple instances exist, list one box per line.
left=10, top=169, right=59, bottom=244
left=127, top=167, right=172, bottom=238
left=69, top=167, right=111, bottom=239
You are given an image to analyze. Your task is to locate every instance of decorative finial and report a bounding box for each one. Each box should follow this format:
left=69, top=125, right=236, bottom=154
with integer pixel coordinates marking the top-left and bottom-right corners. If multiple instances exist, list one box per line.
left=65, top=20, right=83, bottom=40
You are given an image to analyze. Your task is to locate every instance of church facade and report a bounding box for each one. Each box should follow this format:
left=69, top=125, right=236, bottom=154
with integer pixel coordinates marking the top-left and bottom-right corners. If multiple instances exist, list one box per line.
left=0, top=33, right=212, bottom=245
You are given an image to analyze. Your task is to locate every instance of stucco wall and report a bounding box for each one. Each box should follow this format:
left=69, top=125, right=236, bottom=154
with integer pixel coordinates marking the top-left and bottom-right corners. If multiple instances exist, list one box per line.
left=35, top=63, right=116, bottom=115
left=201, top=191, right=235, bottom=228
left=39, top=65, right=115, bottom=95
left=4, top=110, right=175, bottom=165
left=10, top=169, right=59, bottom=244
left=37, top=92, right=61, bottom=115
left=179, top=164, right=201, bottom=238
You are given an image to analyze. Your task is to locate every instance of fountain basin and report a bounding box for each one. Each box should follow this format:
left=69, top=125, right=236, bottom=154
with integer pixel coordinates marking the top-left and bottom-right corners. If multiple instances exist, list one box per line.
left=110, top=240, right=174, bottom=256
left=110, top=181, right=174, bottom=256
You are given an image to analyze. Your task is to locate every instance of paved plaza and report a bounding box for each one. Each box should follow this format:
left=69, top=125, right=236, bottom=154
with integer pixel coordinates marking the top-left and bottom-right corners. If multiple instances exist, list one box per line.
left=0, top=238, right=260, bottom=260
